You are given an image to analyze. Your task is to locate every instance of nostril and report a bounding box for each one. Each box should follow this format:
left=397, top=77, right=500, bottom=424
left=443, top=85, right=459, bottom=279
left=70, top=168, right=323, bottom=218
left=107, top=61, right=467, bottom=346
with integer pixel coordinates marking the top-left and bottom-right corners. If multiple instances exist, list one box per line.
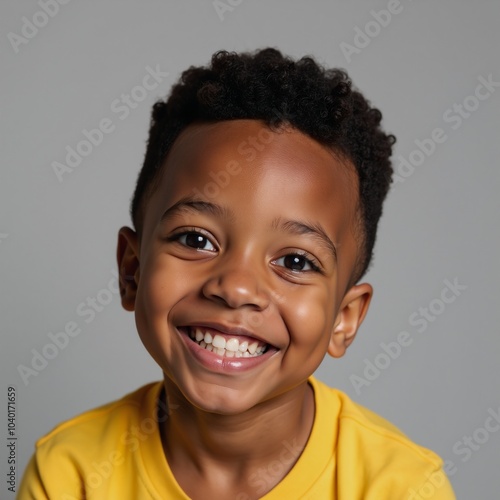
left=202, top=274, right=269, bottom=310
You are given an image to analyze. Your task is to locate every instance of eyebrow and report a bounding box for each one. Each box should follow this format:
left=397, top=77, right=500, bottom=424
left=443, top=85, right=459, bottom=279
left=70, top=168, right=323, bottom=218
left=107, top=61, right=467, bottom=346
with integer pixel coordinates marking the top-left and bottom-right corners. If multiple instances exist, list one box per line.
left=160, top=197, right=231, bottom=224
left=273, top=218, right=338, bottom=262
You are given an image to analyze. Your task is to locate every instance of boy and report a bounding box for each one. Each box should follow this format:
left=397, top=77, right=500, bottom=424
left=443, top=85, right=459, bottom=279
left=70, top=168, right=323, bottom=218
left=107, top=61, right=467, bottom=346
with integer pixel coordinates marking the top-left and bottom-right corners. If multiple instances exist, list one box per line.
left=19, top=48, right=455, bottom=499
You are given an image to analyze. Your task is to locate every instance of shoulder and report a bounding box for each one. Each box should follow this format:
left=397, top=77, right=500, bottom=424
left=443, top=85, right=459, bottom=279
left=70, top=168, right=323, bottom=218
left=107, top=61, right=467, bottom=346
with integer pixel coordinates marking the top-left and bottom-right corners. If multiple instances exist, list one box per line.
left=308, top=377, right=455, bottom=498
left=27, top=382, right=162, bottom=482
left=19, top=382, right=164, bottom=499
left=310, top=376, right=440, bottom=462
left=34, top=381, right=162, bottom=461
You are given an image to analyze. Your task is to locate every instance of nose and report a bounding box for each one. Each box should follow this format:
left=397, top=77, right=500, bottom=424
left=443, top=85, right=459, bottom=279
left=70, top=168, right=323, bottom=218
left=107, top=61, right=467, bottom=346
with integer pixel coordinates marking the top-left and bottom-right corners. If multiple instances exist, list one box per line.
left=202, top=261, right=270, bottom=310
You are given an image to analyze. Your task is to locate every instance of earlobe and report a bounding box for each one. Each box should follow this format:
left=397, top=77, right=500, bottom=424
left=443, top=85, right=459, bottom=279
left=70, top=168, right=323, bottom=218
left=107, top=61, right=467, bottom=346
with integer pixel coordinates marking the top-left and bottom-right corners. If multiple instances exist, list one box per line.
left=116, top=226, right=140, bottom=312
left=327, top=283, right=373, bottom=358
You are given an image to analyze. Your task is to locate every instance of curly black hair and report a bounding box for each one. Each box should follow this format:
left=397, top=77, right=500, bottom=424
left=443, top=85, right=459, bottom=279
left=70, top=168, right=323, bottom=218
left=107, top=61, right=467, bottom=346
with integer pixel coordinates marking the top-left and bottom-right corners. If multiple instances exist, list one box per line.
left=131, top=48, right=395, bottom=282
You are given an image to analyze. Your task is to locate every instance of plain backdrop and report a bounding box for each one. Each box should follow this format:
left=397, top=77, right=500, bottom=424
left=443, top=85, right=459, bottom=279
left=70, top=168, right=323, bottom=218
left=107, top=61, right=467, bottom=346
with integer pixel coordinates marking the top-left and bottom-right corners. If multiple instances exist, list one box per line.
left=1, top=1, right=499, bottom=498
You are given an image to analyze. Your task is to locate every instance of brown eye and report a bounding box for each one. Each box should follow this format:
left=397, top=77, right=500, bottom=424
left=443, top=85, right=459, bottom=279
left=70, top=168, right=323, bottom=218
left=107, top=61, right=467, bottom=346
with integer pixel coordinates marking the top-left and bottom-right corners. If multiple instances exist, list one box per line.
left=177, top=232, right=216, bottom=251
left=284, top=255, right=308, bottom=270
left=274, top=253, right=319, bottom=272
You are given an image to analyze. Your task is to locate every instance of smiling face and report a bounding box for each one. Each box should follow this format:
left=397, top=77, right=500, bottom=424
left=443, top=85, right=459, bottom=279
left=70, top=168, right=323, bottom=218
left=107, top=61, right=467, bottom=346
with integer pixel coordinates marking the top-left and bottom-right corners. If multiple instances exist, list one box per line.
left=117, top=120, right=372, bottom=415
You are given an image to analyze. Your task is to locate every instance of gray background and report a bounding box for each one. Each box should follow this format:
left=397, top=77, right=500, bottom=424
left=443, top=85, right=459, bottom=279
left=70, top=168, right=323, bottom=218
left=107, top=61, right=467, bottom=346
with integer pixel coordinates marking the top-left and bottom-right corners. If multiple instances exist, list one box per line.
left=1, top=1, right=499, bottom=498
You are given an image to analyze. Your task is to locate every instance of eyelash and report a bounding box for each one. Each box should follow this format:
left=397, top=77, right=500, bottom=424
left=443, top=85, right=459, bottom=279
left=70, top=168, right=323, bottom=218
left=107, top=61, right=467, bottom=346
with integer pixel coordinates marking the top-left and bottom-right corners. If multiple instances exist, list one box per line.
left=273, top=252, right=323, bottom=274
left=167, top=229, right=323, bottom=273
left=167, top=228, right=217, bottom=252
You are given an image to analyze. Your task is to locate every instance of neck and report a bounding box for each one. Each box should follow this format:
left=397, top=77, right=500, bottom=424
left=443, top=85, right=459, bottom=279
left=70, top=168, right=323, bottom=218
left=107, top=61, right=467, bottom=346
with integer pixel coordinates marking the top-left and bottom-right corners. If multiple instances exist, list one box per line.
left=159, top=379, right=315, bottom=495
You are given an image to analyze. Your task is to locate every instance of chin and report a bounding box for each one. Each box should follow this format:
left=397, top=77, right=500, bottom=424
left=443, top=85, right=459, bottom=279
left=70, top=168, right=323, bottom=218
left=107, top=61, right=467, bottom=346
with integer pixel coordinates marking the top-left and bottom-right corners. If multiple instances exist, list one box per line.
left=180, top=381, right=265, bottom=416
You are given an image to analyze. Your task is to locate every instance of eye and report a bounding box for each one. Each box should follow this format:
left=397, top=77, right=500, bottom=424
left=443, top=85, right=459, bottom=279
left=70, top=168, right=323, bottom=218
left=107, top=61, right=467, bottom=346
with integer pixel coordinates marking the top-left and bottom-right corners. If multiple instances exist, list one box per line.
left=273, top=253, right=320, bottom=273
left=173, top=231, right=217, bottom=252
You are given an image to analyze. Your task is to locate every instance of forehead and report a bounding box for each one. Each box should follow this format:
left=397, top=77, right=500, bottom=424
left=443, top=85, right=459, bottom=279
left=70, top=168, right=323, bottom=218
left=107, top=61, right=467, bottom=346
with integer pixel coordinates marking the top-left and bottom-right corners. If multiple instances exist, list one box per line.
left=143, top=120, right=360, bottom=268
left=157, top=119, right=357, bottom=203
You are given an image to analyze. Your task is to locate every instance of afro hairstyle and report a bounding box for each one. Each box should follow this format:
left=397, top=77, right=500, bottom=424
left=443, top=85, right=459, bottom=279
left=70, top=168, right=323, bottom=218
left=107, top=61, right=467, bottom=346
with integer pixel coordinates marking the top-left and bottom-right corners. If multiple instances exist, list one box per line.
left=130, top=48, right=395, bottom=282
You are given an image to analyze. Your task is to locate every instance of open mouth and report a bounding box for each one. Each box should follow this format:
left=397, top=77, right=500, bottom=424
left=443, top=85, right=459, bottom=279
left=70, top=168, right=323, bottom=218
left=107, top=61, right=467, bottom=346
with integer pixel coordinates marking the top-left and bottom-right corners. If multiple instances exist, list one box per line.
left=182, top=326, right=269, bottom=358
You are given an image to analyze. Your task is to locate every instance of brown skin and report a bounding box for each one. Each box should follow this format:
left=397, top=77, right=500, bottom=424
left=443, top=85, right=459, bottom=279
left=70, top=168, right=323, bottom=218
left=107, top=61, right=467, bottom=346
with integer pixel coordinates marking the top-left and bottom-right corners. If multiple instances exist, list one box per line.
left=117, top=120, right=372, bottom=499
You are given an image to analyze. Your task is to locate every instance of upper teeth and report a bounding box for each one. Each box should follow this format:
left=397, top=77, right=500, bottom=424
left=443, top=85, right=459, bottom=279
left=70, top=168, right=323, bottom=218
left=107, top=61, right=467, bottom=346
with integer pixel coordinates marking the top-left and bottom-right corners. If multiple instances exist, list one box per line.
left=189, top=328, right=266, bottom=357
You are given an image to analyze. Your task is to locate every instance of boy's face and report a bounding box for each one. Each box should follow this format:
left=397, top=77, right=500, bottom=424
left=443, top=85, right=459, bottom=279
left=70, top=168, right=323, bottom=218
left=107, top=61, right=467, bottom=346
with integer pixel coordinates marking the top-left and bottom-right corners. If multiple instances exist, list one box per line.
left=118, top=120, right=372, bottom=415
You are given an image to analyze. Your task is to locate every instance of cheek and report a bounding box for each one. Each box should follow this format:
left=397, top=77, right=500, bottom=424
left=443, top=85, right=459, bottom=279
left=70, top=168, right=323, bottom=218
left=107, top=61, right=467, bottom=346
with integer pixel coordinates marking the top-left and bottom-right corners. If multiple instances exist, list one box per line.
left=139, top=256, right=191, bottom=312
left=134, top=257, right=190, bottom=345
left=285, top=287, right=336, bottom=351
left=134, top=256, right=199, bottom=374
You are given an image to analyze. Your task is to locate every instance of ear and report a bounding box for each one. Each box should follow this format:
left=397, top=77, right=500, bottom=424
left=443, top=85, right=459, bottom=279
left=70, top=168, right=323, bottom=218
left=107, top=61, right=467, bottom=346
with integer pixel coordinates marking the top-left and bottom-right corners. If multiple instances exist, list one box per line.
left=327, top=283, right=373, bottom=358
left=116, top=226, right=140, bottom=312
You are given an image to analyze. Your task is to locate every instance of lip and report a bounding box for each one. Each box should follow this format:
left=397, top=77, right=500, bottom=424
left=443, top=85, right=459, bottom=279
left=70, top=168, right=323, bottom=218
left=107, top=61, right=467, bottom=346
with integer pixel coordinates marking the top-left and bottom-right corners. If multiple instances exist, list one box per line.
left=177, top=323, right=279, bottom=373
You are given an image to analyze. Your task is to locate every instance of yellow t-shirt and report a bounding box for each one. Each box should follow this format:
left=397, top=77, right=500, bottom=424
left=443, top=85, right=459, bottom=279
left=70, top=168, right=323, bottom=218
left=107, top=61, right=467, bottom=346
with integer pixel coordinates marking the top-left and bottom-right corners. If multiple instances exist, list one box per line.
left=18, top=377, right=455, bottom=499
